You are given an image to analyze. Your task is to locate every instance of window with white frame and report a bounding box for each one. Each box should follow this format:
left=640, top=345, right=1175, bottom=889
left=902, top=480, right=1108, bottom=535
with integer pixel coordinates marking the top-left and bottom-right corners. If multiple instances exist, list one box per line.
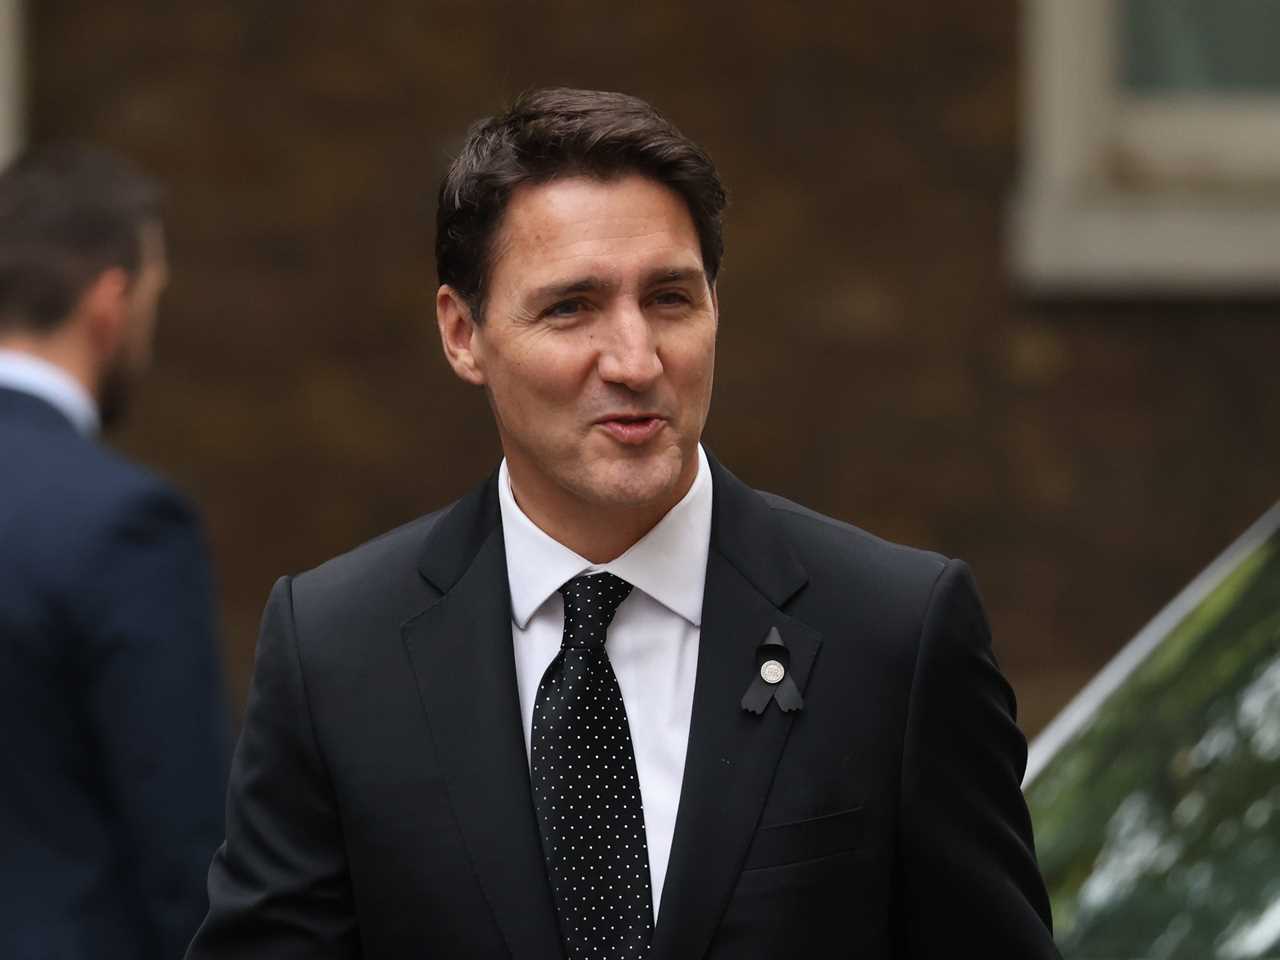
left=1011, top=0, right=1280, bottom=294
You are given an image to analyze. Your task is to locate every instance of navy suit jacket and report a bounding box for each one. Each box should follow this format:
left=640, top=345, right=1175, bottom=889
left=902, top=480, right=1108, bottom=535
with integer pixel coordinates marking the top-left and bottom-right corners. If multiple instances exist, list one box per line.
left=0, top=386, right=229, bottom=960
left=188, top=453, right=1058, bottom=958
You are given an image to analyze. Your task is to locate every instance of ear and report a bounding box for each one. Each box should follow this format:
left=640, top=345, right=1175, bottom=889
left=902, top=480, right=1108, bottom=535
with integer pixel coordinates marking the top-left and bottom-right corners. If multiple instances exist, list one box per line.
left=78, top=268, right=131, bottom=359
left=437, top=284, right=486, bottom=385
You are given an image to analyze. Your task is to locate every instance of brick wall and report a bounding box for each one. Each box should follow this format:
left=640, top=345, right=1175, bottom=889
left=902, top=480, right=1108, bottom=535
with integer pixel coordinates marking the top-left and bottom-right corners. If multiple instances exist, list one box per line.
left=30, top=1, right=1280, bottom=734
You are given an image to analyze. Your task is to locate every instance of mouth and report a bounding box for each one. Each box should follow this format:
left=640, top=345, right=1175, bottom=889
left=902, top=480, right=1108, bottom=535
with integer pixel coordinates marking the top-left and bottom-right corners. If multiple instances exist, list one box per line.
left=594, top=413, right=666, bottom=445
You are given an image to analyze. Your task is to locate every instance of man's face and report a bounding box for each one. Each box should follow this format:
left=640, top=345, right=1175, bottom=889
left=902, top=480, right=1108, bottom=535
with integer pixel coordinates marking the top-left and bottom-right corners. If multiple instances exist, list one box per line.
left=100, top=222, right=168, bottom=428
left=449, top=174, right=717, bottom=526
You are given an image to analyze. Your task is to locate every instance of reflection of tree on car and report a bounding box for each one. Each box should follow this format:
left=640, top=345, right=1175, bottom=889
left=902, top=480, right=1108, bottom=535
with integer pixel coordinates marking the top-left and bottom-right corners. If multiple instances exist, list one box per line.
left=1025, top=504, right=1280, bottom=960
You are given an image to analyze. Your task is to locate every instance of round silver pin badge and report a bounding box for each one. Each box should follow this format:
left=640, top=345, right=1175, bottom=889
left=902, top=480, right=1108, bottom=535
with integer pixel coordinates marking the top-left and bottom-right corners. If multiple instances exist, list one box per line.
left=760, top=660, right=785, bottom=685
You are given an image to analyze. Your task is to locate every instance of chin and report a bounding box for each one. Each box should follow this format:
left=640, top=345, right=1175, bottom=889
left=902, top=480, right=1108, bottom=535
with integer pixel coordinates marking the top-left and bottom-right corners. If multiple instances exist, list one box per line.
left=578, top=447, right=688, bottom=510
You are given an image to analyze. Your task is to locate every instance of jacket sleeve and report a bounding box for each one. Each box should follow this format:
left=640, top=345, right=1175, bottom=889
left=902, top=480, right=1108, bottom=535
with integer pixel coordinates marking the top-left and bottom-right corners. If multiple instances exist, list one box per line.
left=186, top=576, right=360, bottom=959
left=895, top=560, right=1060, bottom=958
left=81, top=486, right=230, bottom=959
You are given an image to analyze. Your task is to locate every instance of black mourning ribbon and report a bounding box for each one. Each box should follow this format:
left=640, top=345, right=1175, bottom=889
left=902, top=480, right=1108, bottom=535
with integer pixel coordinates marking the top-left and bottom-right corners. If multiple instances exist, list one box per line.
left=740, top=626, right=804, bottom=715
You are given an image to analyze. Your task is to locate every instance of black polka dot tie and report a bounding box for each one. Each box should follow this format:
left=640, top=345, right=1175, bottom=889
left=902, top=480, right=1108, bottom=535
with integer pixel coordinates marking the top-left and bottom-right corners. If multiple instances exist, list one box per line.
left=530, top=573, right=653, bottom=958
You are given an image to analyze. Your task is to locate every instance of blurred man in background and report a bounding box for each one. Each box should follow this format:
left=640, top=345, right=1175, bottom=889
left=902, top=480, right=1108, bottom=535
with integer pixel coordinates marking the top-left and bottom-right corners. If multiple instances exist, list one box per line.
left=0, top=144, right=229, bottom=960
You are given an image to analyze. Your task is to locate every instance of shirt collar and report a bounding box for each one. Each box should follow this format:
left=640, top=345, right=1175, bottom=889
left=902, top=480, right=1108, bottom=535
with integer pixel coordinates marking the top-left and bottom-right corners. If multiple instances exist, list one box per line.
left=498, top=444, right=713, bottom=630
left=0, top=350, right=100, bottom=436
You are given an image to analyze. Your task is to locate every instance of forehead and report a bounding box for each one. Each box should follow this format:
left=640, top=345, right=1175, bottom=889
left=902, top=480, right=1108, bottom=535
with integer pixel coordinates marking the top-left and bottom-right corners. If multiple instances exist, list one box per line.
left=489, top=175, right=704, bottom=288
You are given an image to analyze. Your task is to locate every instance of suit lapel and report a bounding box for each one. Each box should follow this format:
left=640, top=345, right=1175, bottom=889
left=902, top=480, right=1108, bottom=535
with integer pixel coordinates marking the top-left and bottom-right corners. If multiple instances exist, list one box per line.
left=402, top=475, right=563, bottom=960
left=400, top=458, right=820, bottom=960
left=651, top=457, right=822, bottom=960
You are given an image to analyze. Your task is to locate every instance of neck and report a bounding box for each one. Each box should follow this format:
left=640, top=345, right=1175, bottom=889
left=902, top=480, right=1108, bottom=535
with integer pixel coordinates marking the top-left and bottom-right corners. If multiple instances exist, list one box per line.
left=507, top=463, right=697, bottom=564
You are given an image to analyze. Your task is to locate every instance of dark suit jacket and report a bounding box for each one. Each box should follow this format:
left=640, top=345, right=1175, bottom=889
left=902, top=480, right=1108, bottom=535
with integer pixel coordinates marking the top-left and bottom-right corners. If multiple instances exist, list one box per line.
left=189, top=454, right=1057, bottom=958
left=0, top=386, right=229, bottom=960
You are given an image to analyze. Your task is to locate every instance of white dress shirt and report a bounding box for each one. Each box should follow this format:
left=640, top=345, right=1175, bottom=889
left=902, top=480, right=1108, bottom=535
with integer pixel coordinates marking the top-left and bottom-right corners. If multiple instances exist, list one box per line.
left=0, top=349, right=99, bottom=436
left=498, top=445, right=712, bottom=923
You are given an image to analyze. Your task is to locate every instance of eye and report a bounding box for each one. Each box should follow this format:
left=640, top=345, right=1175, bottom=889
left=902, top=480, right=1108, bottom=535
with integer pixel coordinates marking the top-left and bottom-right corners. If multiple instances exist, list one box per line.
left=651, top=289, right=692, bottom=308
left=544, top=298, right=587, bottom=319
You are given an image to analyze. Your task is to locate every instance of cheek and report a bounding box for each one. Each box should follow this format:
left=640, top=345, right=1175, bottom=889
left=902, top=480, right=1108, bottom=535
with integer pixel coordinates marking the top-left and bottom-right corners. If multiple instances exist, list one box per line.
left=666, top=327, right=716, bottom=393
left=489, top=346, right=588, bottom=409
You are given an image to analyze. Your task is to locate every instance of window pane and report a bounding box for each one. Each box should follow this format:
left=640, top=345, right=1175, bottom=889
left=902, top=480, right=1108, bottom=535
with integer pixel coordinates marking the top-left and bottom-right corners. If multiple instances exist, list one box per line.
left=1026, top=522, right=1280, bottom=959
left=1122, top=0, right=1280, bottom=94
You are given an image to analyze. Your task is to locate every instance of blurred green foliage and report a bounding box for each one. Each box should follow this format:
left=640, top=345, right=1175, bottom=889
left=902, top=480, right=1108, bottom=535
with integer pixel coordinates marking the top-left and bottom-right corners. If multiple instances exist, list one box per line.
left=1027, top=530, right=1280, bottom=959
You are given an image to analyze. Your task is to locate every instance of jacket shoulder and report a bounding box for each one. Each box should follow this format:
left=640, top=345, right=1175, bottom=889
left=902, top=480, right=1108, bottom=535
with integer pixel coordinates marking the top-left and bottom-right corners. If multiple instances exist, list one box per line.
left=758, top=490, right=948, bottom=586
left=95, top=445, right=194, bottom=515
left=1, top=422, right=195, bottom=539
left=747, top=490, right=977, bottom=713
left=287, top=506, right=451, bottom=640
left=753, top=488, right=959, bottom=649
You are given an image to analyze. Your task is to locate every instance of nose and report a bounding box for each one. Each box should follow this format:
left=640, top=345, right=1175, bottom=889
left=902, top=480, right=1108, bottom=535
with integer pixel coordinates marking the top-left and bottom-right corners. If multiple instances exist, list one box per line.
left=597, top=304, right=663, bottom=391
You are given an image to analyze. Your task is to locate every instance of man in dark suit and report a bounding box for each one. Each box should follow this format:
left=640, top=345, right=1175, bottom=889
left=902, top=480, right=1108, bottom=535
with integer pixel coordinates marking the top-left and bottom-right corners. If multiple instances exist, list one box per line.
left=190, top=89, right=1058, bottom=958
left=0, top=145, right=229, bottom=959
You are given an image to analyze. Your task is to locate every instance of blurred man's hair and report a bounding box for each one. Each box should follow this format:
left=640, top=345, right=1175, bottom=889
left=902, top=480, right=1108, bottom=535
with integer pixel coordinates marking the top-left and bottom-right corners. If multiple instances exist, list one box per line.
left=0, top=143, right=162, bottom=335
left=436, top=87, right=727, bottom=323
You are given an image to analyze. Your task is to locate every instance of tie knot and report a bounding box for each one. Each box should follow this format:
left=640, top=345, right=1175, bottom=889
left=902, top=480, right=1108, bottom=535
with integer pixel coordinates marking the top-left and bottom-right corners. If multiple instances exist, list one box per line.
left=558, top=572, right=633, bottom=650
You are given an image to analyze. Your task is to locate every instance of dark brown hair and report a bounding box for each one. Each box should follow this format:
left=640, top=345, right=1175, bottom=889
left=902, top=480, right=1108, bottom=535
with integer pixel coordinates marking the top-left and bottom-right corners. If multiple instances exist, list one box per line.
left=436, top=87, right=727, bottom=322
left=0, top=143, right=162, bottom=334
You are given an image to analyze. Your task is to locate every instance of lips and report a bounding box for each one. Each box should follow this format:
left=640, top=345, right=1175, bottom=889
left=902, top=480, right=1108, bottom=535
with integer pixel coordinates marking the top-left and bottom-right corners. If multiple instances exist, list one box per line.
left=595, top=413, right=666, bottom=445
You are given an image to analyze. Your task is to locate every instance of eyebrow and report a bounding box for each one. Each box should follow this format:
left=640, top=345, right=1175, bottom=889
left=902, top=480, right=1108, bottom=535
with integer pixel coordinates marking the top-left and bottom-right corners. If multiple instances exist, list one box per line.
left=527, top=265, right=707, bottom=304
left=643, top=266, right=706, bottom=288
left=530, top=276, right=614, bottom=303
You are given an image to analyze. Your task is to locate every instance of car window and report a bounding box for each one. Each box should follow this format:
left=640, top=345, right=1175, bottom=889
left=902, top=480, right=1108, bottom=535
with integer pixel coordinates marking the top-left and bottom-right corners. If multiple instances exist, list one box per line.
left=1025, top=507, right=1280, bottom=960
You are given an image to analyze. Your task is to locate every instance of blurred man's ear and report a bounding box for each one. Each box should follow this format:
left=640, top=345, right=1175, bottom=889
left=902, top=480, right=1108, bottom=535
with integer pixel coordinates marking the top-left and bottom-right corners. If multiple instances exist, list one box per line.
left=437, top=284, right=486, bottom=386
left=77, top=267, right=131, bottom=361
